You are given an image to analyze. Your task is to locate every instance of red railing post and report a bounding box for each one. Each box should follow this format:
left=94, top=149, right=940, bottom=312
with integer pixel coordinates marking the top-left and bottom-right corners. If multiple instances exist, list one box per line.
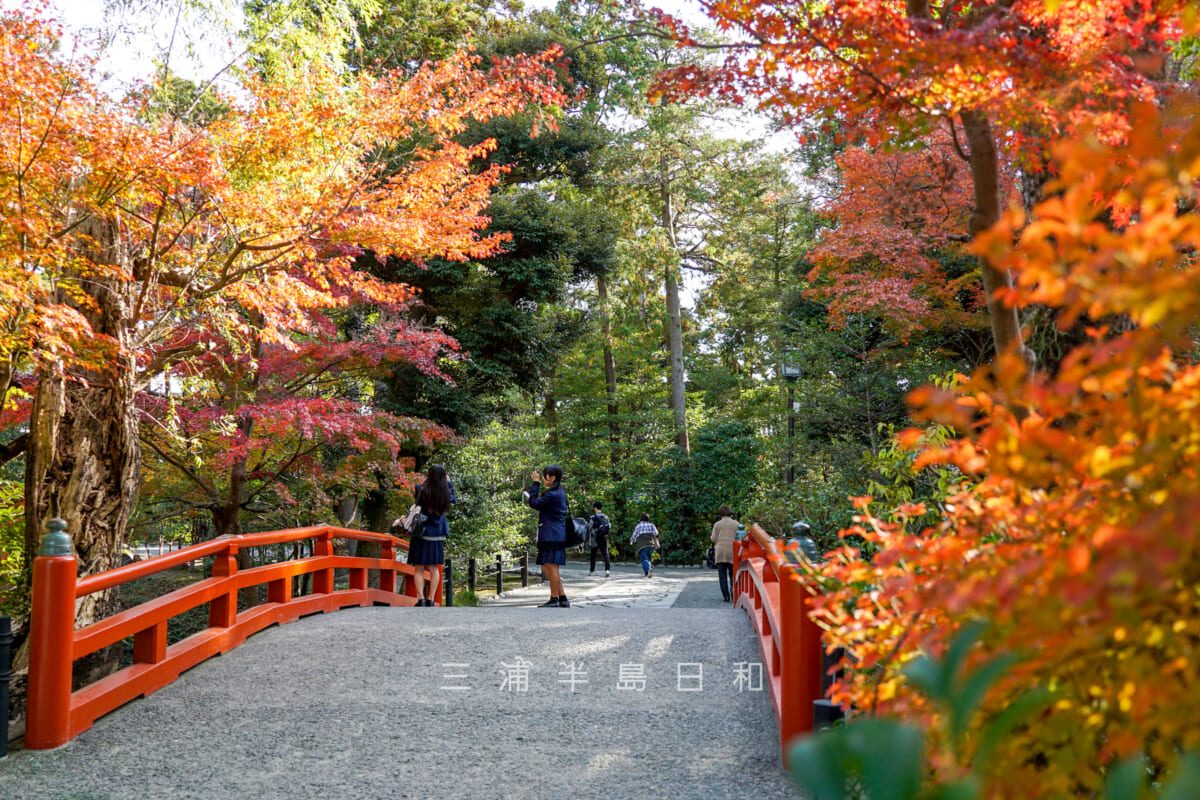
left=313, top=530, right=334, bottom=593
left=733, top=536, right=748, bottom=603
left=778, top=564, right=823, bottom=763
left=132, top=622, right=168, bottom=664
left=267, top=573, right=292, bottom=604
left=209, top=540, right=238, bottom=628
left=379, top=541, right=397, bottom=593
left=26, top=518, right=77, bottom=750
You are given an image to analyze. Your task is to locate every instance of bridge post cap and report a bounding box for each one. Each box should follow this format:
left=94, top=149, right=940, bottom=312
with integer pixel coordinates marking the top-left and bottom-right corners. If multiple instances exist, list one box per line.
left=734, top=522, right=747, bottom=540
left=789, top=536, right=820, bottom=563
left=38, top=517, right=74, bottom=558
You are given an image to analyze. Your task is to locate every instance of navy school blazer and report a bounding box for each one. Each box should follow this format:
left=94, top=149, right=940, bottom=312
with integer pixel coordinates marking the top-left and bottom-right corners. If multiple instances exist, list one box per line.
left=527, top=481, right=568, bottom=548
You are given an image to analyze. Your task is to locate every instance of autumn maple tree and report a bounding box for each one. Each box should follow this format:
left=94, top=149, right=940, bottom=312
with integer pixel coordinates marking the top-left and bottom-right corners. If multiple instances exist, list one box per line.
left=656, top=0, right=1192, bottom=364
left=136, top=285, right=460, bottom=539
left=806, top=130, right=988, bottom=347
left=0, top=6, right=565, bottom=624
left=807, top=99, right=1200, bottom=798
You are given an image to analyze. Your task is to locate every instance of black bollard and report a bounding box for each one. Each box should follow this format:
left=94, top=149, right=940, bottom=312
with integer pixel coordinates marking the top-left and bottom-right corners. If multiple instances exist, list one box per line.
left=444, top=558, right=453, bottom=607
left=468, top=558, right=476, bottom=594
left=495, top=554, right=503, bottom=596
left=813, top=699, right=845, bottom=730
left=0, top=615, right=10, bottom=758
left=814, top=645, right=846, bottom=731
left=521, top=553, right=528, bottom=587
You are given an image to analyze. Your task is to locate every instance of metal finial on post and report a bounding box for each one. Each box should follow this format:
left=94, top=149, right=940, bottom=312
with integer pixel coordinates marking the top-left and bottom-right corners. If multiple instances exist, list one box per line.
left=734, top=522, right=747, bottom=541
left=39, top=517, right=72, bottom=557
left=788, top=521, right=818, bottom=563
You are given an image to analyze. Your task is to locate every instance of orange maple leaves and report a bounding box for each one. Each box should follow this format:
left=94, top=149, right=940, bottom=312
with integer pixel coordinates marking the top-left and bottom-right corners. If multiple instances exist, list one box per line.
left=812, top=99, right=1200, bottom=797
left=0, top=6, right=566, bottom=420
left=669, top=0, right=1186, bottom=143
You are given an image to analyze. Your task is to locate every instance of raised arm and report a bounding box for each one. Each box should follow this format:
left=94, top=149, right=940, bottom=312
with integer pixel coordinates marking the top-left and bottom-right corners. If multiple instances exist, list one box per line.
left=527, top=482, right=550, bottom=510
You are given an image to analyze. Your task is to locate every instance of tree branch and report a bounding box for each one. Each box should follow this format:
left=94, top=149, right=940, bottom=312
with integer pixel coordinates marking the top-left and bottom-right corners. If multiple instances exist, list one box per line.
left=0, top=433, right=29, bottom=465
left=141, top=435, right=218, bottom=497
left=947, top=117, right=971, bottom=162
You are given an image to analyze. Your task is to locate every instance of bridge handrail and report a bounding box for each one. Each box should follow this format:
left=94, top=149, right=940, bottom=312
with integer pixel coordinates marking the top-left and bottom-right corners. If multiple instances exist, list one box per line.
left=75, top=525, right=405, bottom=596
left=733, top=524, right=824, bottom=766
left=27, top=523, right=430, bottom=751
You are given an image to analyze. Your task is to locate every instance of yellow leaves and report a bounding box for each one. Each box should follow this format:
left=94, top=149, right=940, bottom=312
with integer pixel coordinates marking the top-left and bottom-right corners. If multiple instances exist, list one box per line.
left=1135, top=293, right=1173, bottom=328
left=1088, top=445, right=1113, bottom=476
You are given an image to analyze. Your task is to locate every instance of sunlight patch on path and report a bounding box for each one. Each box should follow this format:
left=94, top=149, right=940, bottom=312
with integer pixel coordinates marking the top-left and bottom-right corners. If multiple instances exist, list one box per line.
left=572, top=574, right=688, bottom=608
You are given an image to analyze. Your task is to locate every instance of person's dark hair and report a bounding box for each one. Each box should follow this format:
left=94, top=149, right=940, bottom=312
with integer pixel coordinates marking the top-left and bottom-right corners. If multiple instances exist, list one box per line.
left=543, top=464, right=563, bottom=485
left=593, top=501, right=603, bottom=511
left=717, top=504, right=733, bottom=517
left=640, top=512, right=650, bottom=522
left=419, top=464, right=452, bottom=516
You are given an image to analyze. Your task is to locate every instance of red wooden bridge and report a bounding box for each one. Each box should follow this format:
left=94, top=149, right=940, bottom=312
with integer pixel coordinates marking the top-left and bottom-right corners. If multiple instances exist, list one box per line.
left=13, top=519, right=832, bottom=797
left=26, top=522, right=432, bottom=750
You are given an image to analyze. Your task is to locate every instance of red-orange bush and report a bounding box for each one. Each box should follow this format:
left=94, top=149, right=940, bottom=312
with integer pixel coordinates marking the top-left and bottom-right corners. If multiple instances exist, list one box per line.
left=812, top=99, right=1200, bottom=798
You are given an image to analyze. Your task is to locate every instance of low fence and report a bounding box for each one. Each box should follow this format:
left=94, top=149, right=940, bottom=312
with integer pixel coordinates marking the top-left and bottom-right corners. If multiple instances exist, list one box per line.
left=732, top=524, right=827, bottom=765
left=26, top=520, right=434, bottom=750
left=455, top=553, right=534, bottom=601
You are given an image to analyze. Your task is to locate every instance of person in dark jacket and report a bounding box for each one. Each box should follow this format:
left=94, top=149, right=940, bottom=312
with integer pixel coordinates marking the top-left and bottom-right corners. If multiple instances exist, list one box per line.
left=527, top=464, right=569, bottom=607
left=588, top=501, right=611, bottom=578
left=410, top=464, right=454, bottom=606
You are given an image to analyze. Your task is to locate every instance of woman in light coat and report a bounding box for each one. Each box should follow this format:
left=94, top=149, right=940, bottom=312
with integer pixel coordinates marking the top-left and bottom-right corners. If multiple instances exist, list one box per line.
left=710, top=504, right=739, bottom=602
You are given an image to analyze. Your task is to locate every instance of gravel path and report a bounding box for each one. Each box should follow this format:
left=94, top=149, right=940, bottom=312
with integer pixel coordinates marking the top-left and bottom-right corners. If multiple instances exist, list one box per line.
left=1, top=567, right=800, bottom=800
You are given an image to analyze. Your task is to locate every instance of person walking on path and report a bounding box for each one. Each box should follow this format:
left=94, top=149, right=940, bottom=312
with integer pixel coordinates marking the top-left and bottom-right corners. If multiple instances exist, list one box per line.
left=528, top=464, right=570, bottom=607
left=710, top=504, right=739, bottom=602
left=588, top=501, right=612, bottom=578
left=410, top=464, right=455, bottom=606
left=630, top=513, right=660, bottom=578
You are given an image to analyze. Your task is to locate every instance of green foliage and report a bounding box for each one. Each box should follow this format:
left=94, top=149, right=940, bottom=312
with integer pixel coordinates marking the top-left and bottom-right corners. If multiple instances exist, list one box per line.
left=452, top=588, right=479, bottom=606
left=243, top=0, right=383, bottom=75
left=789, top=623, right=1052, bottom=800
left=350, top=0, right=504, bottom=71
left=442, top=418, right=549, bottom=560
left=141, top=70, right=231, bottom=126
left=745, top=465, right=862, bottom=555
left=865, top=421, right=969, bottom=529
left=1105, top=753, right=1200, bottom=800
left=789, top=623, right=1200, bottom=800
left=0, top=478, right=26, bottom=617
left=790, top=718, right=925, bottom=800
left=640, top=418, right=759, bottom=561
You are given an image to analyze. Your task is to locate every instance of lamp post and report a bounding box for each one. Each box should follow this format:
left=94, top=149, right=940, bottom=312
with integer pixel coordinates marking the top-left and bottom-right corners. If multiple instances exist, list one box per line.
left=782, top=358, right=801, bottom=487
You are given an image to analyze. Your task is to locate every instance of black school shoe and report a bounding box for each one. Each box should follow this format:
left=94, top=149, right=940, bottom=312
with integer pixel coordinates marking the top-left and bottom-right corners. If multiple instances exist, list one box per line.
left=558, top=596, right=570, bottom=608
left=540, top=597, right=561, bottom=607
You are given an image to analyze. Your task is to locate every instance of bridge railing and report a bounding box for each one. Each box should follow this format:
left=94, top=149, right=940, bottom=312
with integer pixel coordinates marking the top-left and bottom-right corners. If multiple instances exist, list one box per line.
left=733, top=524, right=825, bottom=764
left=26, top=522, right=434, bottom=750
